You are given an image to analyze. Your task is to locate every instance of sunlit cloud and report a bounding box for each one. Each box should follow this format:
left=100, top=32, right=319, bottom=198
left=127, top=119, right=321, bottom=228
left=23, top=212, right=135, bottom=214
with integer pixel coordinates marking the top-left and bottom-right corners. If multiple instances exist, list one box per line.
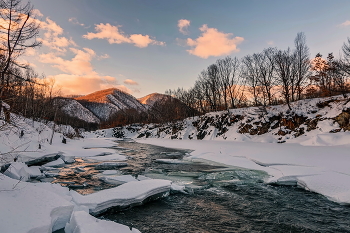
left=39, top=48, right=96, bottom=76
left=185, top=24, right=244, bottom=59
left=83, top=23, right=165, bottom=48
left=98, top=53, right=110, bottom=60
left=69, top=17, right=85, bottom=27
left=178, top=19, right=190, bottom=35
left=25, top=48, right=36, bottom=56
left=49, top=73, right=132, bottom=95
left=267, top=40, right=274, bottom=45
left=39, top=17, right=76, bottom=52
left=32, top=9, right=43, bottom=17
left=124, top=79, right=139, bottom=85
left=339, top=20, right=350, bottom=27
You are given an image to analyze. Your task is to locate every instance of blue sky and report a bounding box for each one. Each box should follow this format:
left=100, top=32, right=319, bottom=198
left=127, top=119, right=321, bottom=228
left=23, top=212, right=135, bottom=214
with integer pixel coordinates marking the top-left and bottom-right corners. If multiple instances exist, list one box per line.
left=25, top=0, right=350, bottom=98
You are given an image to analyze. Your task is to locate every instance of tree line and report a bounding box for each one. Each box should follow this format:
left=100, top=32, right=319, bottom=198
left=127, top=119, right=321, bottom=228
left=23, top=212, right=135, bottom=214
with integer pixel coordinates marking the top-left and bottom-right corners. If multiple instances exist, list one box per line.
left=0, top=0, right=100, bottom=132
left=166, top=33, right=350, bottom=113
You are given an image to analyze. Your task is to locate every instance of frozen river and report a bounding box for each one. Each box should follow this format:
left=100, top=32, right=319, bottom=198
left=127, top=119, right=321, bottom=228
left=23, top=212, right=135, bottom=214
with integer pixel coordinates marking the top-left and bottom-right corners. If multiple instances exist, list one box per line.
left=53, top=140, right=350, bottom=233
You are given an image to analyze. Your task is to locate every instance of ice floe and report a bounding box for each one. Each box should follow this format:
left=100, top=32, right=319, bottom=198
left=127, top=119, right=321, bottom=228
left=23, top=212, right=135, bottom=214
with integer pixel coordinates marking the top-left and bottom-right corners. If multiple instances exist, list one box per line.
left=65, top=210, right=141, bottom=233
left=71, top=179, right=172, bottom=215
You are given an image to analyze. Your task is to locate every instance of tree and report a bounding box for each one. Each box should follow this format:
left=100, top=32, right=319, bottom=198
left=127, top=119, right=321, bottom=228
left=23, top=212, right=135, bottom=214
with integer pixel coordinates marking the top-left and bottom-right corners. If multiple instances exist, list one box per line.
left=294, top=32, right=311, bottom=100
left=0, top=0, right=41, bottom=99
left=274, top=48, right=295, bottom=110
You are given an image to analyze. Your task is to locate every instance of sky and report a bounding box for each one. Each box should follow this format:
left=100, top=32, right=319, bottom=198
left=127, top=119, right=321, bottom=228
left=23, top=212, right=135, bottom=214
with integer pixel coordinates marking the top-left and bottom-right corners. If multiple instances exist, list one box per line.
left=21, top=0, right=350, bottom=98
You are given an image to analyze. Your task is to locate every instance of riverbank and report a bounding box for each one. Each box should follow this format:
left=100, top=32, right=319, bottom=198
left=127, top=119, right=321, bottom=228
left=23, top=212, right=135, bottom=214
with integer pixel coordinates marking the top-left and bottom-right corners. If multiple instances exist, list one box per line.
left=138, top=138, right=350, bottom=205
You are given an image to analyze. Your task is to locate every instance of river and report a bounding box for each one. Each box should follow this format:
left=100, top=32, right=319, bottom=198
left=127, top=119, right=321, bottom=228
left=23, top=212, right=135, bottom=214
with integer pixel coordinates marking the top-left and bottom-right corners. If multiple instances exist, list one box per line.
left=52, top=140, right=350, bottom=233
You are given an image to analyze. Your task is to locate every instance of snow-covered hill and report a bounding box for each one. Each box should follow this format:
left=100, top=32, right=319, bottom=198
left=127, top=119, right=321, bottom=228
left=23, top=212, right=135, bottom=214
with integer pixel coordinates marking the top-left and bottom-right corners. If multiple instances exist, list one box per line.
left=76, top=88, right=147, bottom=121
left=138, top=93, right=171, bottom=107
left=57, top=98, right=101, bottom=124
left=111, top=95, right=350, bottom=146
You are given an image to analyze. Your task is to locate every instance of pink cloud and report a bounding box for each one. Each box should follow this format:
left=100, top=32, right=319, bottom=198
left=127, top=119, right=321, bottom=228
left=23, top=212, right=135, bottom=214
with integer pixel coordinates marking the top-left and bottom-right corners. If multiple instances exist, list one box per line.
left=83, top=23, right=165, bottom=48
left=339, top=20, right=350, bottom=27
left=186, top=24, right=244, bottom=59
left=50, top=74, right=133, bottom=96
left=38, top=18, right=76, bottom=52
left=178, top=19, right=190, bottom=35
left=69, top=17, right=85, bottom=27
left=39, top=48, right=96, bottom=75
left=124, top=79, right=139, bottom=85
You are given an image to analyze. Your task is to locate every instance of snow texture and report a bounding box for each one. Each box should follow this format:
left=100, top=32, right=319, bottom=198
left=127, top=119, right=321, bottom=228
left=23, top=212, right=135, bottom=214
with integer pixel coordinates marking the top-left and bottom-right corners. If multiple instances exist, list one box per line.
left=0, top=175, right=74, bottom=233
left=65, top=210, right=141, bottom=233
left=71, top=179, right=172, bottom=215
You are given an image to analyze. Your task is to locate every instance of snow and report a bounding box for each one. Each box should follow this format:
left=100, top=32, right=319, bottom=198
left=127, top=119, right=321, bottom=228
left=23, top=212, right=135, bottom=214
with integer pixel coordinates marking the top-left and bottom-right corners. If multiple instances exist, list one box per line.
left=71, top=179, right=172, bottom=215
left=155, top=159, right=194, bottom=164
left=65, top=210, right=141, bottom=233
left=59, top=98, right=100, bottom=124
left=0, top=175, right=74, bottom=233
left=1, top=95, right=350, bottom=232
left=99, top=174, right=139, bottom=185
left=3, top=162, right=42, bottom=181
left=43, top=158, right=65, bottom=167
left=139, top=138, right=350, bottom=204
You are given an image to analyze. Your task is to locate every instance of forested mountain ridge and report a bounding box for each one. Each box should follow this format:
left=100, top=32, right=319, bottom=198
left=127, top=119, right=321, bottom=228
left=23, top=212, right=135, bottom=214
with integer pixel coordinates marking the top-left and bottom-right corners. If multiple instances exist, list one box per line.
left=57, top=89, right=195, bottom=128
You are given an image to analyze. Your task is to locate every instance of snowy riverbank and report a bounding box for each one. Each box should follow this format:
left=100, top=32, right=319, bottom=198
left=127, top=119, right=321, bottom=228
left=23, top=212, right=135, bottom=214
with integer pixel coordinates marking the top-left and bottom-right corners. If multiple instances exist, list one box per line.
left=0, top=115, right=177, bottom=233
left=1, top=95, right=350, bottom=232
left=138, top=138, right=350, bottom=204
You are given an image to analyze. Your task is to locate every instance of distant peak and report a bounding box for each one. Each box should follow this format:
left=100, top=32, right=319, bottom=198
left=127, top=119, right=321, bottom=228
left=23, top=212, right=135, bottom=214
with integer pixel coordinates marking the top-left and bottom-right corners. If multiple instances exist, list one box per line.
left=138, top=93, right=171, bottom=105
left=75, top=88, right=127, bottom=102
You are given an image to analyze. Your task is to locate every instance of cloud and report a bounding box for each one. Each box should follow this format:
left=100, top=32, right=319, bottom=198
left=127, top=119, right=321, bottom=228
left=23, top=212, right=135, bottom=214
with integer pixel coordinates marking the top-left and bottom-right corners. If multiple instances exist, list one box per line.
left=32, top=9, right=43, bottom=17
left=83, top=23, right=165, bottom=48
left=97, top=53, right=110, bottom=60
left=39, top=17, right=76, bottom=52
left=49, top=73, right=132, bottom=95
left=25, top=48, right=36, bottom=56
left=178, top=19, right=190, bottom=35
left=124, top=79, right=139, bottom=85
left=69, top=17, right=85, bottom=27
left=339, top=20, right=350, bottom=27
left=39, top=48, right=96, bottom=75
left=185, top=24, right=244, bottom=59
left=267, top=40, right=274, bottom=45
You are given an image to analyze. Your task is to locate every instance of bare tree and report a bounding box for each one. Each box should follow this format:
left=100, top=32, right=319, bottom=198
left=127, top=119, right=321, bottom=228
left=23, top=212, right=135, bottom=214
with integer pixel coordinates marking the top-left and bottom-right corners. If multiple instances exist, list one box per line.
left=0, top=0, right=41, bottom=98
left=257, top=48, right=276, bottom=105
left=274, top=48, right=295, bottom=110
left=294, top=32, right=311, bottom=100
left=241, top=54, right=262, bottom=106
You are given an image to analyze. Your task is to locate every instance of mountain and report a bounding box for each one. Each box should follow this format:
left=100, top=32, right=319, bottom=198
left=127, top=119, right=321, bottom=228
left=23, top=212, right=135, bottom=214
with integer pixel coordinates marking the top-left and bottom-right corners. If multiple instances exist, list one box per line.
left=56, top=88, right=196, bottom=128
left=138, top=92, right=199, bottom=122
left=75, top=88, right=147, bottom=121
left=138, top=93, right=172, bottom=107
left=58, top=98, right=100, bottom=124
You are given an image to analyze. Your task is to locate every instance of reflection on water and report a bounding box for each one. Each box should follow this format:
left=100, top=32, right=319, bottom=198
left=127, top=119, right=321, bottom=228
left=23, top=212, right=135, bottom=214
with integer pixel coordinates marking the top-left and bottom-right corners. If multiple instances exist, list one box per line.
left=52, top=158, right=117, bottom=195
